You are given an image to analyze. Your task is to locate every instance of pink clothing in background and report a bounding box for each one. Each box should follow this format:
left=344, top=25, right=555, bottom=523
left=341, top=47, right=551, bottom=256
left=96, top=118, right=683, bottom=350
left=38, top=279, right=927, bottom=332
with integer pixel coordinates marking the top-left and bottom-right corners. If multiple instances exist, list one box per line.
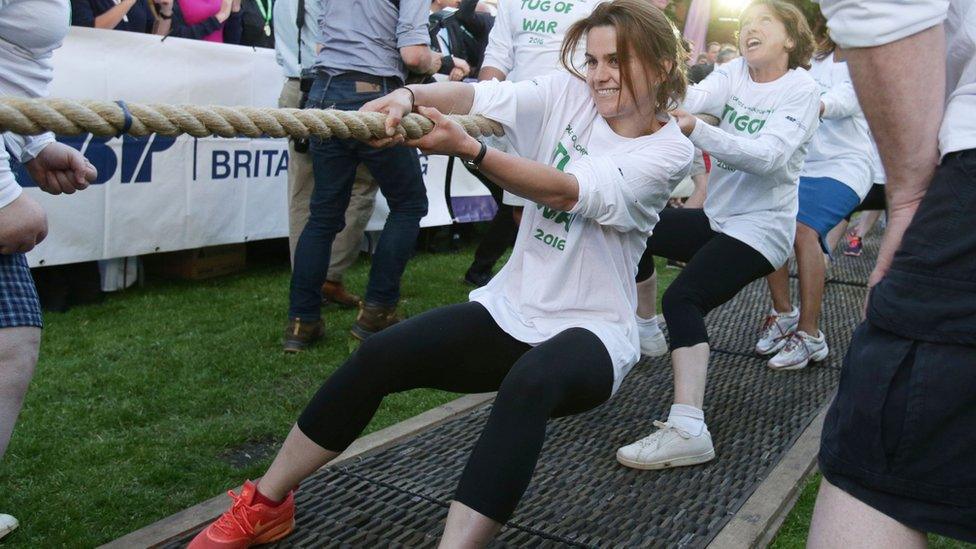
left=178, top=0, right=224, bottom=42
left=683, top=0, right=711, bottom=65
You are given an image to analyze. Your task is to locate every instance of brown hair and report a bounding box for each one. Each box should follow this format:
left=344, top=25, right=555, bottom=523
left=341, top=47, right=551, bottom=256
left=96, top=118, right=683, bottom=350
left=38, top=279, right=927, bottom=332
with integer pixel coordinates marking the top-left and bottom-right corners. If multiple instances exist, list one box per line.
left=560, top=0, right=687, bottom=114
left=811, top=9, right=835, bottom=61
left=738, top=0, right=815, bottom=70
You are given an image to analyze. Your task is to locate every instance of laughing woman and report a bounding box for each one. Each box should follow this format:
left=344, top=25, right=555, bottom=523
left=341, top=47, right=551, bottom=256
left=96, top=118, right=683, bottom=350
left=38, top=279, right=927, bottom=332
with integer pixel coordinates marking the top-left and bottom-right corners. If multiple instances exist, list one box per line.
left=189, top=1, right=693, bottom=547
left=617, top=0, right=820, bottom=470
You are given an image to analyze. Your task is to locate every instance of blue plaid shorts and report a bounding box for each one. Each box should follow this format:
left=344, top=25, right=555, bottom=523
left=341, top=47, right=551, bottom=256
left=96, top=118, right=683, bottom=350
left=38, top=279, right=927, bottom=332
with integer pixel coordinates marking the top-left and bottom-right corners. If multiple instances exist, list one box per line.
left=0, top=253, right=43, bottom=329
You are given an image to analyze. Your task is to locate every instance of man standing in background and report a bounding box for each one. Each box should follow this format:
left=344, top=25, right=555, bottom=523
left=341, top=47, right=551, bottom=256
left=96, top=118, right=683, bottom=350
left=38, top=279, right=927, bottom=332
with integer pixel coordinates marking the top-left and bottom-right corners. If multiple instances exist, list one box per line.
left=273, top=0, right=379, bottom=310
left=283, top=0, right=441, bottom=352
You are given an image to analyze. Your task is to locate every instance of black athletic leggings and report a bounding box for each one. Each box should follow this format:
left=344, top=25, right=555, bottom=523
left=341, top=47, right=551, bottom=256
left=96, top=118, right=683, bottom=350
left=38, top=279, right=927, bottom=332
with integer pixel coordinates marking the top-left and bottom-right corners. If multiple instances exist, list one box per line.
left=296, top=301, right=614, bottom=523
left=635, top=208, right=775, bottom=350
left=844, top=183, right=887, bottom=221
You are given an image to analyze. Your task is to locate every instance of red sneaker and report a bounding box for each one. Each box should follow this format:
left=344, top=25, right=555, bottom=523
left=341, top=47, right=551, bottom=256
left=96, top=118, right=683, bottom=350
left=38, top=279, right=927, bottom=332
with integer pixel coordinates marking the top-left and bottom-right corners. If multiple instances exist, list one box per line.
left=188, top=481, right=295, bottom=549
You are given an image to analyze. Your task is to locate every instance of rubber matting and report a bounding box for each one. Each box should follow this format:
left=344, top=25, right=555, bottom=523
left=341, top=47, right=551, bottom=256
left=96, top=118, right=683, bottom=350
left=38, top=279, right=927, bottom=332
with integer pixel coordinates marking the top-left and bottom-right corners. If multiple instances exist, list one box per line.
left=166, top=239, right=876, bottom=549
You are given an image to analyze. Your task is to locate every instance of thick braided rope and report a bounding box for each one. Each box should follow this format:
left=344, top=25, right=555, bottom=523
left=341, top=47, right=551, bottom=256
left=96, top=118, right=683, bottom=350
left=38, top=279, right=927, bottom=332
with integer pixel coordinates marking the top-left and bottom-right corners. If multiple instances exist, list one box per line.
left=0, top=97, right=505, bottom=140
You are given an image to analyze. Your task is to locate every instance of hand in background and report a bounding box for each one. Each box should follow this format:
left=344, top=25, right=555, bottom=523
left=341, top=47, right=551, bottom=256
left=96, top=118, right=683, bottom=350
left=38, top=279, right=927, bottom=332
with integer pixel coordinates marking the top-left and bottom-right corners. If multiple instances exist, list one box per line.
left=25, top=142, right=97, bottom=196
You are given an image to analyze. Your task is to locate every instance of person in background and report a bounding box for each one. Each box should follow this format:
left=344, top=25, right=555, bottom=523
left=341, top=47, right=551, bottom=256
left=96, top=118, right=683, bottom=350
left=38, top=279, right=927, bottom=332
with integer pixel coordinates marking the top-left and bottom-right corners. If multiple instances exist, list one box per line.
left=461, top=0, right=601, bottom=287
left=808, top=0, right=976, bottom=546
left=705, top=41, right=721, bottom=63
left=239, top=0, right=274, bottom=48
left=71, top=0, right=173, bottom=35
left=1, top=0, right=99, bottom=539
left=715, top=46, right=739, bottom=65
left=696, top=53, right=709, bottom=64
left=429, top=0, right=494, bottom=81
left=282, top=0, right=443, bottom=351
left=272, top=0, right=377, bottom=309
left=618, top=0, right=820, bottom=470
left=169, top=0, right=242, bottom=43
left=756, top=27, right=874, bottom=371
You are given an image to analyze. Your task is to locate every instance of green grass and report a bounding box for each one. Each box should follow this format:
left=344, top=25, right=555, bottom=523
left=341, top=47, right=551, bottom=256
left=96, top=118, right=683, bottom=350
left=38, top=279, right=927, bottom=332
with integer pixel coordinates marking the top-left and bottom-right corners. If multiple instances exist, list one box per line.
left=772, top=475, right=976, bottom=548
left=0, top=240, right=678, bottom=547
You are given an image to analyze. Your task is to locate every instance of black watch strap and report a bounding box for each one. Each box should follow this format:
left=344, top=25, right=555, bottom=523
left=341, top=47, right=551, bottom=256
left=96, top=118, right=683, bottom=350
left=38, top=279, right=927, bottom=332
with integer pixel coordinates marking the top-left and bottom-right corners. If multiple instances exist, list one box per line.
left=469, top=140, right=488, bottom=166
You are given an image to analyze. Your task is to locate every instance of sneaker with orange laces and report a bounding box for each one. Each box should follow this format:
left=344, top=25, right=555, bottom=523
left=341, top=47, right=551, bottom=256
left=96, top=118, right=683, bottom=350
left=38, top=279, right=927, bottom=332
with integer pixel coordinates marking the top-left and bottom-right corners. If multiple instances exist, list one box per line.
left=188, top=481, right=295, bottom=549
left=843, top=233, right=863, bottom=256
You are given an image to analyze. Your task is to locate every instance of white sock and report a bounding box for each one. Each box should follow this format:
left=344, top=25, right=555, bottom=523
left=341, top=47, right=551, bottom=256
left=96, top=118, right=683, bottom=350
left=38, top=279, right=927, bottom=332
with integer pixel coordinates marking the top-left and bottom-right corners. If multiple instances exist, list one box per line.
left=636, top=315, right=661, bottom=333
left=772, top=306, right=798, bottom=318
left=667, top=404, right=705, bottom=436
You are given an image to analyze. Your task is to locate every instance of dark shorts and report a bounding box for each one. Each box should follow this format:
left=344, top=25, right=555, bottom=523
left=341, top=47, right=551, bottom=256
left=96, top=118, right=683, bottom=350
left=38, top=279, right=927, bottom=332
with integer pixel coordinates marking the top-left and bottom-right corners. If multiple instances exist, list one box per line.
left=819, top=149, right=976, bottom=542
left=844, top=183, right=887, bottom=221
left=0, top=253, right=43, bottom=329
left=819, top=322, right=976, bottom=542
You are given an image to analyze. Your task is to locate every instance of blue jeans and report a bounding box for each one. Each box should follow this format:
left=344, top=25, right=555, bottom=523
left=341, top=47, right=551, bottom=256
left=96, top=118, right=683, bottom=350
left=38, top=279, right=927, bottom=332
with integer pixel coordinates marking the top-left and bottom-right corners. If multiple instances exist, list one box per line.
left=289, top=74, right=428, bottom=320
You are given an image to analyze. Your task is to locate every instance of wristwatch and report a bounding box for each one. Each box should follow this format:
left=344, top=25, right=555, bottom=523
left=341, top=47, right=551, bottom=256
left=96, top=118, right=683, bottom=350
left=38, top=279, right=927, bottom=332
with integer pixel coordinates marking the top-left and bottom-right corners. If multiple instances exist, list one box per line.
left=462, top=140, right=488, bottom=171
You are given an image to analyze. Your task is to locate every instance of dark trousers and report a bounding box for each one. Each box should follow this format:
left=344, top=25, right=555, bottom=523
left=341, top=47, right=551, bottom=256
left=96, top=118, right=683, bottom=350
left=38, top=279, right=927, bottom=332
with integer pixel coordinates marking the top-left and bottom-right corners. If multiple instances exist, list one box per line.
left=467, top=171, right=516, bottom=276
left=636, top=208, right=775, bottom=349
left=296, top=301, right=613, bottom=523
left=288, top=74, right=428, bottom=320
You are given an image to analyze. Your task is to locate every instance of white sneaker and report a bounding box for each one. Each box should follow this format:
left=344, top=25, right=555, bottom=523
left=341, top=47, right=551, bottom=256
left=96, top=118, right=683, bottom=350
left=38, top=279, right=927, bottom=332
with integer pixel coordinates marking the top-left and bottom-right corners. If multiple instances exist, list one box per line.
left=638, top=316, right=668, bottom=357
left=616, top=420, right=715, bottom=470
left=767, top=330, right=829, bottom=371
left=755, top=307, right=799, bottom=355
left=0, top=514, right=18, bottom=540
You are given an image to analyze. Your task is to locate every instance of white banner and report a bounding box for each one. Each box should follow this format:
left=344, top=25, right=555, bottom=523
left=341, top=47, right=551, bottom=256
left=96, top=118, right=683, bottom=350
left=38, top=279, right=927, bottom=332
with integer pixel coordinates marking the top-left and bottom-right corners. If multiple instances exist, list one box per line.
left=19, top=27, right=496, bottom=268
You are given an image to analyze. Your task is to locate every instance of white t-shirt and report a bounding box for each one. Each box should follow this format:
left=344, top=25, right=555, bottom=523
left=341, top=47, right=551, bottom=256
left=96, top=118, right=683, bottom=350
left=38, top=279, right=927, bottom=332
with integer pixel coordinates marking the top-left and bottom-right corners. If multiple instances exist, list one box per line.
left=818, top=0, right=975, bottom=157
left=482, top=0, right=602, bottom=83
left=468, top=72, right=694, bottom=394
left=801, top=55, right=873, bottom=199
left=0, top=0, right=65, bottom=208
left=683, top=58, right=821, bottom=268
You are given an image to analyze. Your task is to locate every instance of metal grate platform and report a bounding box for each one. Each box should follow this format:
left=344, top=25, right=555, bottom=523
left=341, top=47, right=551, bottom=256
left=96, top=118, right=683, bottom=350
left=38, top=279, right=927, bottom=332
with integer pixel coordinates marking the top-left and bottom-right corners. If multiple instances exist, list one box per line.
left=166, top=240, right=877, bottom=549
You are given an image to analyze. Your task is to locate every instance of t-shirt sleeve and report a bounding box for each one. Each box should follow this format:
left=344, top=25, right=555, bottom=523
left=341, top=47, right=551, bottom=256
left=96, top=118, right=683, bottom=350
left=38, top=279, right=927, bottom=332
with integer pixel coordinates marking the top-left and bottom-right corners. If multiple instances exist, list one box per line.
left=682, top=64, right=731, bottom=116
left=816, top=0, right=949, bottom=48
left=0, top=146, right=23, bottom=210
left=567, top=138, right=693, bottom=233
left=820, top=74, right=861, bottom=119
left=71, top=0, right=96, bottom=26
left=480, top=0, right=514, bottom=75
left=396, top=0, right=432, bottom=48
left=3, top=133, right=55, bottom=164
left=469, top=73, right=558, bottom=156
left=689, top=79, right=821, bottom=177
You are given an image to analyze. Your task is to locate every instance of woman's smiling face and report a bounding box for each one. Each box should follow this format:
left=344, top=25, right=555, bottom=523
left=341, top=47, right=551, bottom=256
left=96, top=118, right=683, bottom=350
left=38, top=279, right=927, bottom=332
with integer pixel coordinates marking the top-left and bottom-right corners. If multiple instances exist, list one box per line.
left=585, top=25, right=658, bottom=122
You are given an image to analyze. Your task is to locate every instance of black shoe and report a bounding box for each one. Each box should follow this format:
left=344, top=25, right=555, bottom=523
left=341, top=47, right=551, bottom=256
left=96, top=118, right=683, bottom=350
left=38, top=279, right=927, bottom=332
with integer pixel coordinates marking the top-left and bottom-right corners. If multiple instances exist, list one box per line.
left=464, top=269, right=492, bottom=287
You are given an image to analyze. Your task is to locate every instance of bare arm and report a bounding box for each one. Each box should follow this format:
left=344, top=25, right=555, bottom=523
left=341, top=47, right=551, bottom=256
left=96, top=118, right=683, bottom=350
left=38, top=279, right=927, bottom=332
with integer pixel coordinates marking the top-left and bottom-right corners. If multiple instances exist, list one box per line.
left=94, top=0, right=136, bottom=28
left=477, top=66, right=507, bottom=82
left=844, top=25, right=946, bottom=287
left=462, top=138, right=579, bottom=211
left=400, top=45, right=443, bottom=76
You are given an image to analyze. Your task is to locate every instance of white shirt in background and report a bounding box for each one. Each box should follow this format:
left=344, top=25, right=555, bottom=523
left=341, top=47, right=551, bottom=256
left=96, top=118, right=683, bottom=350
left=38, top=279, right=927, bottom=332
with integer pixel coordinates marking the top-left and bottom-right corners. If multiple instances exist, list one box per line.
left=801, top=55, right=873, bottom=199
left=0, top=0, right=66, bottom=208
left=469, top=72, right=693, bottom=393
left=482, top=0, right=602, bottom=83
left=817, top=0, right=975, bottom=157
left=682, top=57, right=821, bottom=268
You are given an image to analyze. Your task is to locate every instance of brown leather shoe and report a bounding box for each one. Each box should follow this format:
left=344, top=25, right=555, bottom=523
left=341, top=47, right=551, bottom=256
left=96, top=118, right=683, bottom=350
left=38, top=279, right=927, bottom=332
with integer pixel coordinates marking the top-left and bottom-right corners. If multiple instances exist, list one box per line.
left=350, top=302, right=400, bottom=341
left=321, top=280, right=361, bottom=309
left=283, top=318, right=324, bottom=353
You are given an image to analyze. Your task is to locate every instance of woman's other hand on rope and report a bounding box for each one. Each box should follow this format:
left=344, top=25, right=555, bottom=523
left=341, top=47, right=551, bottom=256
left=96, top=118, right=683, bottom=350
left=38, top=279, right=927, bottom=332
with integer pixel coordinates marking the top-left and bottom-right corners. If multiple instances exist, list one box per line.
left=360, top=87, right=414, bottom=147
left=25, top=142, right=97, bottom=195
left=405, top=106, right=481, bottom=159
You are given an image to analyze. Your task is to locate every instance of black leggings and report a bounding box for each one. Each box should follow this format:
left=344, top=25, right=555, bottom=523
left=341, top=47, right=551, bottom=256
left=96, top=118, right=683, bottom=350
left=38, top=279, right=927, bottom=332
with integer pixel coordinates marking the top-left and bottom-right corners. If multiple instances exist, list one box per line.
left=635, top=208, right=775, bottom=349
left=296, top=301, right=614, bottom=523
left=844, top=183, right=887, bottom=221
